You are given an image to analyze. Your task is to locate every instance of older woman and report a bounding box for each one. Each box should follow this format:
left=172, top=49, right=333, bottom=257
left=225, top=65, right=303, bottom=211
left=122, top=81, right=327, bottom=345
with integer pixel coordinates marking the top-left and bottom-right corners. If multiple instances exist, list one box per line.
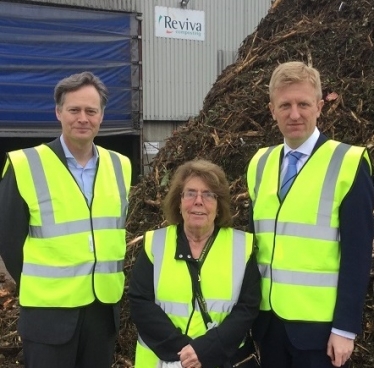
left=128, top=159, right=261, bottom=368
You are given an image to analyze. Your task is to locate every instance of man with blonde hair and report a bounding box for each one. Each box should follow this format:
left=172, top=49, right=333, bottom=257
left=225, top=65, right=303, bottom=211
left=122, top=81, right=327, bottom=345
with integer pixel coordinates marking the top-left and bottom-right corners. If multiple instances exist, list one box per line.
left=247, top=61, right=374, bottom=368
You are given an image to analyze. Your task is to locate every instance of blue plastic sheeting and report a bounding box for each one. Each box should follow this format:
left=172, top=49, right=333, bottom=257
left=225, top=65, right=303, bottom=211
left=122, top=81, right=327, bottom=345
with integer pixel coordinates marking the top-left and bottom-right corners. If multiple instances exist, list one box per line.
left=0, top=1, right=140, bottom=136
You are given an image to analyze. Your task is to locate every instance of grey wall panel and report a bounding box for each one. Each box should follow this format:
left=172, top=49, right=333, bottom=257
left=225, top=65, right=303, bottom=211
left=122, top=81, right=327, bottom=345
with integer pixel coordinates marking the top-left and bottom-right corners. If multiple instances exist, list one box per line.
left=137, top=0, right=272, bottom=121
left=23, top=0, right=271, bottom=121
left=25, top=0, right=137, bottom=11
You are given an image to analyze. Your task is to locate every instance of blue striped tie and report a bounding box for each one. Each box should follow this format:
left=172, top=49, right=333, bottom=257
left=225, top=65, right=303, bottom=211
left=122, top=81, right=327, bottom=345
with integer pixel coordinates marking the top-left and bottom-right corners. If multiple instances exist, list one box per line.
left=280, top=151, right=303, bottom=199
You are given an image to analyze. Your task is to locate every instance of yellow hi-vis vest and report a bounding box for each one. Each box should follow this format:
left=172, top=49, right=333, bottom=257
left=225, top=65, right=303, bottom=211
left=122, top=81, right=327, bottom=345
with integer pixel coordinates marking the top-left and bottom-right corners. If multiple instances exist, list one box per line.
left=8, top=144, right=131, bottom=307
left=134, top=225, right=254, bottom=368
left=247, top=140, right=371, bottom=322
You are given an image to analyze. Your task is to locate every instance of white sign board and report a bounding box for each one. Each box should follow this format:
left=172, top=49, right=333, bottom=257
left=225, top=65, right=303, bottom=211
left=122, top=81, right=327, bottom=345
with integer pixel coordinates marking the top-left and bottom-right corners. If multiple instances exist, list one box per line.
left=144, top=142, right=160, bottom=155
left=155, top=6, right=205, bottom=41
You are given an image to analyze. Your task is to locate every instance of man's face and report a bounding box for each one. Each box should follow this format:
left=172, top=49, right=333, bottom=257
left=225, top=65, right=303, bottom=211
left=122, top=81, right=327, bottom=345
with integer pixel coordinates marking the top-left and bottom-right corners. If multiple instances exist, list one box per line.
left=269, top=82, right=324, bottom=149
left=55, top=85, right=104, bottom=147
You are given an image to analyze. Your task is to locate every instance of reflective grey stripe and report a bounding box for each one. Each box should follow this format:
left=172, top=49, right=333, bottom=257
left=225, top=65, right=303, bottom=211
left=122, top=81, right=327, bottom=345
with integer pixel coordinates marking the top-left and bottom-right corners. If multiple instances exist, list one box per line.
left=30, top=217, right=124, bottom=238
left=253, top=146, right=277, bottom=206
left=95, top=260, right=124, bottom=273
left=155, top=295, right=238, bottom=317
left=255, top=142, right=351, bottom=241
left=138, top=335, right=162, bottom=367
left=204, top=299, right=236, bottom=313
left=23, top=262, right=94, bottom=277
left=26, top=148, right=54, bottom=226
left=231, top=230, right=247, bottom=301
left=22, top=259, right=124, bottom=278
left=138, top=335, right=156, bottom=355
left=258, top=263, right=338, bottom=287
left=316, top=143, right=350, bottom=229
left=151, top=228, right=192, bottom=318
left=151, top=228, right=247, bottom=316
left=108, top=150, right=128, bottom=219
left=156, top=300, right=190, bottom=317
left=138, top=334, right=146, bottom=346
left=255, top=220, right=339, bottom=241
left=151, top=227, right=168, bottom=292
left=22, top=147, right=128, bottom=238
left=138, top=334, right=147, bottom=346
left=258, top=264, right=268, bottom=277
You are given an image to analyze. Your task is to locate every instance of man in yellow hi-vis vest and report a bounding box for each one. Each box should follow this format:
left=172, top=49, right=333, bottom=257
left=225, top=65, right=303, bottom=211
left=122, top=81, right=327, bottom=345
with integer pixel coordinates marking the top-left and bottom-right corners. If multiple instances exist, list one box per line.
left=247, top=61, right=374, bottom=368
left=0, top=72, right=132, bottom=368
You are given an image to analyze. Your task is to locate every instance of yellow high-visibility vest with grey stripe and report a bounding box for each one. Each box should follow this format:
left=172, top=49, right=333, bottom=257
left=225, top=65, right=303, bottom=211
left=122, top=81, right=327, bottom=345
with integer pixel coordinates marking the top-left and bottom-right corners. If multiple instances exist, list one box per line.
left=134, top=225, right=254, bottom=368
left=8, top=144, right=131, bottom=307
left=247, top=140, right=370, bottom=321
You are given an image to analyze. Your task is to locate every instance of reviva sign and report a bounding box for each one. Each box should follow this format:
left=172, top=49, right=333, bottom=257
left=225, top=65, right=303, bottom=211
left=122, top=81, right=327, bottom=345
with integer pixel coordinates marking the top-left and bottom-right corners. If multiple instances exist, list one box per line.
left=155, top=6, right=205, bottom=41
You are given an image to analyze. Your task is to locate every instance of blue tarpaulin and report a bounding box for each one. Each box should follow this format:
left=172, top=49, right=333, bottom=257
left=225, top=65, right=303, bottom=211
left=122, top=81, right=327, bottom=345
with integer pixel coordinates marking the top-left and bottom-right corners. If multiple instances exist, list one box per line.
left=0, top=1, right=140, bottom=136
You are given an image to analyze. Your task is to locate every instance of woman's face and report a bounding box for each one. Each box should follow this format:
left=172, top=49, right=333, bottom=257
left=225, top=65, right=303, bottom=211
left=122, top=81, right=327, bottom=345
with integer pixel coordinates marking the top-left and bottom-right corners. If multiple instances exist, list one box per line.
left=180, top=176, right=218, bottom=235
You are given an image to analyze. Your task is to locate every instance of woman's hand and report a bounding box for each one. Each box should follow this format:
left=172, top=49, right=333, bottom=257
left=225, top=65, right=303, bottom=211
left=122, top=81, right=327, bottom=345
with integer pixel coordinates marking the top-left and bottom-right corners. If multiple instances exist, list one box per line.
left=178, top=344, right=202, bottom=368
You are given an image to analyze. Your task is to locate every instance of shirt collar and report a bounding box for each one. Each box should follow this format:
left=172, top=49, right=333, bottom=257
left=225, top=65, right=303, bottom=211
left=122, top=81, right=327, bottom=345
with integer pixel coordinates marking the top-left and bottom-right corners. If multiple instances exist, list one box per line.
left=59, top=135, right=98, bottom=161
left=283, top=127, right=320, bottom=158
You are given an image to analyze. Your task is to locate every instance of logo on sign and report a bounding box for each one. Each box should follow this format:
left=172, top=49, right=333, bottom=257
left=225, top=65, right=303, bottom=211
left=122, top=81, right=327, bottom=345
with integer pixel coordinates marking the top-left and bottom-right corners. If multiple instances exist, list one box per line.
left=155, top=7, right=205, bottom=41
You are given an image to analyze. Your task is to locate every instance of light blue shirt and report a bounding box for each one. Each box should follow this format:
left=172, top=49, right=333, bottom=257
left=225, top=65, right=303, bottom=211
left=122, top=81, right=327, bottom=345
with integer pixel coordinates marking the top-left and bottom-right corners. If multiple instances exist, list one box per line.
left=280, top=127, right=319, bottom=182
left=59, top=136, right=98, bottom=205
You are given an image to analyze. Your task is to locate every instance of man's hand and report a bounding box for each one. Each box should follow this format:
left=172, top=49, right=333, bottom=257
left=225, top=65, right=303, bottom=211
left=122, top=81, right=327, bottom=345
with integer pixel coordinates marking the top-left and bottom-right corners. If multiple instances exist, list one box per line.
left=178, top=344, right=202, bottom=368
left=327, top=332, right=354, bottom=367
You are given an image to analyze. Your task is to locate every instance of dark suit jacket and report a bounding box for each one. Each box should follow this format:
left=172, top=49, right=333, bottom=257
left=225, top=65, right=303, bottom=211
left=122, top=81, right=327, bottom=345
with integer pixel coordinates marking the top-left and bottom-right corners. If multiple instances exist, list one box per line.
left=0, top=138, right=120, bottom=344
left=250, top=134, right=374, bottom=350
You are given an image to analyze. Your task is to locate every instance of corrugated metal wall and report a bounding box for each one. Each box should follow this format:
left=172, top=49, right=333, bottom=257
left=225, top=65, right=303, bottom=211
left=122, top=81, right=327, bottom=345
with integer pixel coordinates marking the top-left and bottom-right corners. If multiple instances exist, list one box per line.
left=26, top=0, right=271, bottom=121
left=25, top=0, right=137, bottom=11
left=137, top=0, right=272, bottom=121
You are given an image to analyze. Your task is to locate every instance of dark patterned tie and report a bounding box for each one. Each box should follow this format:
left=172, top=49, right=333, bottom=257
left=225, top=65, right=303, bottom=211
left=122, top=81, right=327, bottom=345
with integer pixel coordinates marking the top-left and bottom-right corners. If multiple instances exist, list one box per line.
left=279, top=151, right=303, bottom=199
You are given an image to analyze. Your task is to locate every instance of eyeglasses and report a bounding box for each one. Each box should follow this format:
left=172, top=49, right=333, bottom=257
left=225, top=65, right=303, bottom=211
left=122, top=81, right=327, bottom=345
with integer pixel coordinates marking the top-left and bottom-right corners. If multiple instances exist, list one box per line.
left=181, top=190, right=218, bottom=202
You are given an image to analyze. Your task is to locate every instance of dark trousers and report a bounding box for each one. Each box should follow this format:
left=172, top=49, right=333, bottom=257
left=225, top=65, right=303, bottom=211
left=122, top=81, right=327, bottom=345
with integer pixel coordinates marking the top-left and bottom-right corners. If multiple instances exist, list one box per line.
left=258, top=314, right=349, bottom=368
left=22, top=301, right=116, bottom=368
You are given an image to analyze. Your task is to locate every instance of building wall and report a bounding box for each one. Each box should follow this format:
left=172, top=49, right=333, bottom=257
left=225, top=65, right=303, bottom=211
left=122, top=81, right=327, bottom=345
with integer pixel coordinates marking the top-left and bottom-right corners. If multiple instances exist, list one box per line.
left=138, top=0, right=272, bottom=121
left=23, top=0, right=137, bottom=11
left=26, top=0, right=271, bottom=121
left=9, top=0, right=272, bottom=173
left=142, top=120, right=186, bottom=172
left=138, top=0, right=272, bottom=170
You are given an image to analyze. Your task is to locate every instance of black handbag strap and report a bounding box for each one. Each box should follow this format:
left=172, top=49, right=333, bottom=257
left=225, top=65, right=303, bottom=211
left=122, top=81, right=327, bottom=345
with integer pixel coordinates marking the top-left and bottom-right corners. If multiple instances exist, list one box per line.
left=186, top=233, right=216, bottom=329
left=184, top=229, right=255, bottom=368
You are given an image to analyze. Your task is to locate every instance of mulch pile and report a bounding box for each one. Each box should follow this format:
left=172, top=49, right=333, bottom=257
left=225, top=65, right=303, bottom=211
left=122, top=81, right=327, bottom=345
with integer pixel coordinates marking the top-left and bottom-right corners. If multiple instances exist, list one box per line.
left=1, top=0, right=374, bottom=367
